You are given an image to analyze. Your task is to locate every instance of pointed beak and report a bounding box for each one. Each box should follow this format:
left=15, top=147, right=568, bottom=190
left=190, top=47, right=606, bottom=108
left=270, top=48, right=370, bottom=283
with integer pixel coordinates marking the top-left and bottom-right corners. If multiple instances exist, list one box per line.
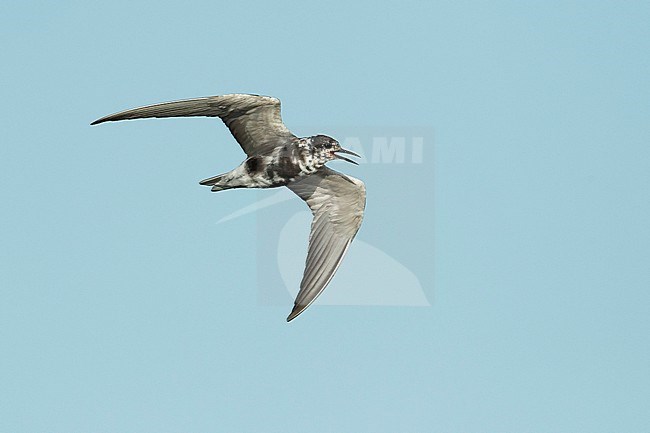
left=333, top=148, right=360, bottom=165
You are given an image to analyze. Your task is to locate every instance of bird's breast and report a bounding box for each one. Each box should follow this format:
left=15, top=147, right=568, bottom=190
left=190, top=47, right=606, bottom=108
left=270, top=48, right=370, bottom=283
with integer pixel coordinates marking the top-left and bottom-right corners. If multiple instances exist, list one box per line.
left=243, top=146, right=323, bottom=188
left=272, top=147, right=320, bottom=180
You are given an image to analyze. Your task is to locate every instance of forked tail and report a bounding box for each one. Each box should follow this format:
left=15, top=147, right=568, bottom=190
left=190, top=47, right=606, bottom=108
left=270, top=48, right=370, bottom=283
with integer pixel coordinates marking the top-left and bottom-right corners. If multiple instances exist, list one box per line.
left=199, top=174, right=231, bottom=192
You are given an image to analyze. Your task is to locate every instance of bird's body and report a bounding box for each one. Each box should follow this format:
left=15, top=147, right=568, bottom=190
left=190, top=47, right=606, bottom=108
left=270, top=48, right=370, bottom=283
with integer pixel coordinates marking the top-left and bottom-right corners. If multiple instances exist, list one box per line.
left=92, top=94, right=365, bottom=321
left=201, top=135, right=339, bottom=191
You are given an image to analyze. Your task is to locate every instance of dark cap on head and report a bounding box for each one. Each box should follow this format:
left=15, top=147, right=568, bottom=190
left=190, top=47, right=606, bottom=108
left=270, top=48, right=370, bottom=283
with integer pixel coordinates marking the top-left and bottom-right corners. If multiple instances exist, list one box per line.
left=311, top=135, right=338, bottom=147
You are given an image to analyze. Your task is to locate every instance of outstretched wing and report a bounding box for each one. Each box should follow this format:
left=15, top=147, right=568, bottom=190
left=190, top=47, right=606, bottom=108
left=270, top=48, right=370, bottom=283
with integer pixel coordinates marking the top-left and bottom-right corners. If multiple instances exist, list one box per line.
left=285, top=167, right=366, bottom=321
left=91, top=94, right=296, bottom=156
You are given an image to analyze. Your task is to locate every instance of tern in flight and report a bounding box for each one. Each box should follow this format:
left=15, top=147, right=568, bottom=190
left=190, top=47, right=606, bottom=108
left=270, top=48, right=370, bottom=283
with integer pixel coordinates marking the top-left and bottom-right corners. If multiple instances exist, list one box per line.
left=91, top=94, right=366, bottom=321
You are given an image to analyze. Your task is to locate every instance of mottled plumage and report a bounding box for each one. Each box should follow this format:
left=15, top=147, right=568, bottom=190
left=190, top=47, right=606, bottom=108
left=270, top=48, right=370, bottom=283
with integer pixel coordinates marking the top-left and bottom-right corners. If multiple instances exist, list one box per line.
left=91, top=94, right=365, bottom=321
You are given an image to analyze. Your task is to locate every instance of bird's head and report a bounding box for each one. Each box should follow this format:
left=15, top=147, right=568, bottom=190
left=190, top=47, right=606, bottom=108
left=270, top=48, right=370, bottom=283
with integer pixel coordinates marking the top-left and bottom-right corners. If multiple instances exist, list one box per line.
left=310, top=135, right=360, bottom=166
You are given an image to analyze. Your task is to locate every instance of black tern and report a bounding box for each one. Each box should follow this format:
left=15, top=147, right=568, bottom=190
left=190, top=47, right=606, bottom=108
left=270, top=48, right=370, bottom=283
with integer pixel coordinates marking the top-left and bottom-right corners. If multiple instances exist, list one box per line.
left=91, top=94, right=365, bottom=321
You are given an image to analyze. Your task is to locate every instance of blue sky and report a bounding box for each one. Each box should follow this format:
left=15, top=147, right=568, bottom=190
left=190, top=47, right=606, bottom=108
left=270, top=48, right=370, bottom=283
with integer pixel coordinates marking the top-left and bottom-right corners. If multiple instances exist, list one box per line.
left=1, top=1, right=649, bottom=432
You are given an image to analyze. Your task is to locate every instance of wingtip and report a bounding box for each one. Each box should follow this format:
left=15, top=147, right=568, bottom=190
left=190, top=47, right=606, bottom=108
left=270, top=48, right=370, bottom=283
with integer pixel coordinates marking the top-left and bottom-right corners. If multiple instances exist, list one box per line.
left=286, top=304, right=305, bottom=322
left=90, top=119, right=102, bottom=126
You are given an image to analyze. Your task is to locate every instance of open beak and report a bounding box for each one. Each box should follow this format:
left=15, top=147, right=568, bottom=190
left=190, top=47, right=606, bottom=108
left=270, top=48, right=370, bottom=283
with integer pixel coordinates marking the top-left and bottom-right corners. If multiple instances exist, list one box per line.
left=333, top=148, right=360, bottom=165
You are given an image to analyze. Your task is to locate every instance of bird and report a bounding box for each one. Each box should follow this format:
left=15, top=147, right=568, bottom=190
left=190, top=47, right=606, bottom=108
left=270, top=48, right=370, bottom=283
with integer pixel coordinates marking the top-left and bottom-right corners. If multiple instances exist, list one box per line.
left=91, top=94, right=366, bottom=321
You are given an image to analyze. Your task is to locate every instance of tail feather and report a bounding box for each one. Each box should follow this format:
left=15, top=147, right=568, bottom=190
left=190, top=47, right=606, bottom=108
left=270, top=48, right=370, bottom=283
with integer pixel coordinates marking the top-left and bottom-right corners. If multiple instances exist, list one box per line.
left=199, top=174, right=236, bottom=192
left=199, top=174, right=223, bottom=186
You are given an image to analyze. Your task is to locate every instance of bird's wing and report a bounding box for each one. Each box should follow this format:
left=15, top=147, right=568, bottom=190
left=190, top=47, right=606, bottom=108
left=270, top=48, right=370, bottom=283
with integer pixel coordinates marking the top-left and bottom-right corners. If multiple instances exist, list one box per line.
left=91, top=94, right=296, bottom=156
left=285, top=167, right=366, bottom=321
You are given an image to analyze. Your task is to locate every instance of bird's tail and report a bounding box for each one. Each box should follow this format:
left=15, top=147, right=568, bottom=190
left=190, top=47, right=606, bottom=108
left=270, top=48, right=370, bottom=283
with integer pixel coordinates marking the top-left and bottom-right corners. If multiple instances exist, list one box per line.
left=199, top=174, right=229, bottom=192
left=199, top=174, right=222, bottom=186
